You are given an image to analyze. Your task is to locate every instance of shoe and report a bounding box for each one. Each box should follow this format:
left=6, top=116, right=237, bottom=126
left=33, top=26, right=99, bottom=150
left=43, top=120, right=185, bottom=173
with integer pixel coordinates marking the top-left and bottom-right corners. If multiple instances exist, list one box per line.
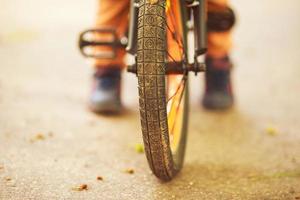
left=202, top=55, right=234, bottom=110
left=89, top=67, right=122, bottom=114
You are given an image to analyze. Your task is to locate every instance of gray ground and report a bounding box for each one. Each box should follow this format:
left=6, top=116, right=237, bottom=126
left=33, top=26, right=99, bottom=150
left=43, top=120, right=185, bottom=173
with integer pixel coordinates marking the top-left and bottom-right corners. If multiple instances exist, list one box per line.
left=0, top=0, right=300, bottom=199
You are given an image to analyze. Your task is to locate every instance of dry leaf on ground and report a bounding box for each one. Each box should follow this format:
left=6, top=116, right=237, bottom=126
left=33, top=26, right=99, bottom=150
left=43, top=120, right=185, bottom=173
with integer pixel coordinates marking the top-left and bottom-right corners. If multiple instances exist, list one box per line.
left=72, top=184, right=88, bottom=191
left=134, top=143, right=144, bottom=153
left=123, top=169, right=134, bottom=174
left=265, top=125, right=279, bottom=136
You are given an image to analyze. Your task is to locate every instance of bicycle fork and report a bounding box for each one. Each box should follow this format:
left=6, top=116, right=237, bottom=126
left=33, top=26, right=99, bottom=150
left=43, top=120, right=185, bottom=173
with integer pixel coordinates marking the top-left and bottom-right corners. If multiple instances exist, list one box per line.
left=127, top=0, right=207, bottom=75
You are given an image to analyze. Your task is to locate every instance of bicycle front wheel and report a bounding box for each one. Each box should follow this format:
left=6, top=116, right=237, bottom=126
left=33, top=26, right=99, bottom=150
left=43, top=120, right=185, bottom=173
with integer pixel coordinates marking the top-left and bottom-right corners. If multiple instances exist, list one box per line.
left=137, top=0, right=189, bottom=181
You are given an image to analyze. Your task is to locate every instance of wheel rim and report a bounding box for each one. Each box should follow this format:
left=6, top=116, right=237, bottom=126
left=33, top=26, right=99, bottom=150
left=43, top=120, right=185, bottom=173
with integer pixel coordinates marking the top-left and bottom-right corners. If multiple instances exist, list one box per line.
left=165, top=0, right=187, bottom=157
left=167, top=75, right=186, bottom=153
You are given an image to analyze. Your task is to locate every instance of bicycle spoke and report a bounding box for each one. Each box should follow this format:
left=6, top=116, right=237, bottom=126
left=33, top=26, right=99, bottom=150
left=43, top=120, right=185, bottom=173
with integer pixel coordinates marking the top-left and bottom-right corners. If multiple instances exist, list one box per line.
left=166, top=23, right=184, bottom=50
left=169, top=6, right=184, bottom=48
left=167, top=51, right=178, bottom=64
left=168, top=3, right=186, bottom=54
left=169, top=76, right=187, bottom=134
left=167, top=75, right=186, bottom=103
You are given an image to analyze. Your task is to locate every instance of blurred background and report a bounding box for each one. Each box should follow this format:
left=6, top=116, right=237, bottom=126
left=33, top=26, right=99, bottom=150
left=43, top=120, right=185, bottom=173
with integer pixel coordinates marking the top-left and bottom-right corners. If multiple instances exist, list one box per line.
left=0, top=0, right=300, bottom=199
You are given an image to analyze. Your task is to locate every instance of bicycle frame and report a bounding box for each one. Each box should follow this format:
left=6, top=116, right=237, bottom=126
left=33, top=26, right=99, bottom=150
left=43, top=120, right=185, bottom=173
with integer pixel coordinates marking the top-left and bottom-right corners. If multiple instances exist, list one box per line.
left=126, top=0, right=207, bottom=74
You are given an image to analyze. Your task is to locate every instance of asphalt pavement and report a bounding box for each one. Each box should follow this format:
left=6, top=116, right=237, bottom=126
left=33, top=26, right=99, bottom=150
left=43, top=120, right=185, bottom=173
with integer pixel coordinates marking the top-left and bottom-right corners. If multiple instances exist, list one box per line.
left=0, top=0, right=300, bottom=199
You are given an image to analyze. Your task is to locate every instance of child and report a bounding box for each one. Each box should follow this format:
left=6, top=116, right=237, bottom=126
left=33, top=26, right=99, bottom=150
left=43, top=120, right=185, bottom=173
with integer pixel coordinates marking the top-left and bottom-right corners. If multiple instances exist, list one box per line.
left=87, top=0, right=235, bottom=113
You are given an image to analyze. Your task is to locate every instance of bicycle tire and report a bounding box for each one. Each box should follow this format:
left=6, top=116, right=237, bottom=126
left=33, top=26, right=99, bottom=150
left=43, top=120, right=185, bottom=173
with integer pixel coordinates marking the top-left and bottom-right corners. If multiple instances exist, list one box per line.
left=137, top=0, right=189, bottom=181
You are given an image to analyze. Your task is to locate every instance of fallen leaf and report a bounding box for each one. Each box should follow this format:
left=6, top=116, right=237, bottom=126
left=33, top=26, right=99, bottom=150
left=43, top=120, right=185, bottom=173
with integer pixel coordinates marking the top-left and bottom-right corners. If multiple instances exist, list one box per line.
left=265, top=125, right=278, bottom=136
left=35, top=133, right=45, bottom=140
left=72, top=184, right=88, bottom=191
left=134, top=143, right=144, bottom=153
left=30, top=133, right=46, bottom=143
left=124, top=169, right=134, bottom=174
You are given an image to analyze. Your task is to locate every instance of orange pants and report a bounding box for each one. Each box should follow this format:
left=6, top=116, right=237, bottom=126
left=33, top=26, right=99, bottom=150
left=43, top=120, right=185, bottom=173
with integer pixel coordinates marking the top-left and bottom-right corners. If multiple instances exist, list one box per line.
left=94, top=0, right=232, bottom=69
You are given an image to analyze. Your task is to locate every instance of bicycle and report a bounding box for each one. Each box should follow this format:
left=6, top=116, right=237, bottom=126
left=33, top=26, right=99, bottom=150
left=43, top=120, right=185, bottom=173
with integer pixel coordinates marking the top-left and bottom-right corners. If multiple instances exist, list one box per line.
left=79, top=0, right=235, bottom=181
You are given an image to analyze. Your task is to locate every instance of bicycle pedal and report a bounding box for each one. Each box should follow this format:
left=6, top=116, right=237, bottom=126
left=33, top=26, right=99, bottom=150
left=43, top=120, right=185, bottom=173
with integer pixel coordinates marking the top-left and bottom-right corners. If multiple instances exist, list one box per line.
left=79, top=28, right=125, bottom=59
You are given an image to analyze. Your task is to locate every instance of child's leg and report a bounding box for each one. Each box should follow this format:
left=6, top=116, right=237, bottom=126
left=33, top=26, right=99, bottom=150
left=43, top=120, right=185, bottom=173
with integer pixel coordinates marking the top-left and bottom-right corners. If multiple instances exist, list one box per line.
left=93, top=0, right=130, bottom=69
left=203, top=0, right=235, bottom=109
left=89, top=0, right=130, bottom=114
left=207, top=0, right=233, bottom=58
